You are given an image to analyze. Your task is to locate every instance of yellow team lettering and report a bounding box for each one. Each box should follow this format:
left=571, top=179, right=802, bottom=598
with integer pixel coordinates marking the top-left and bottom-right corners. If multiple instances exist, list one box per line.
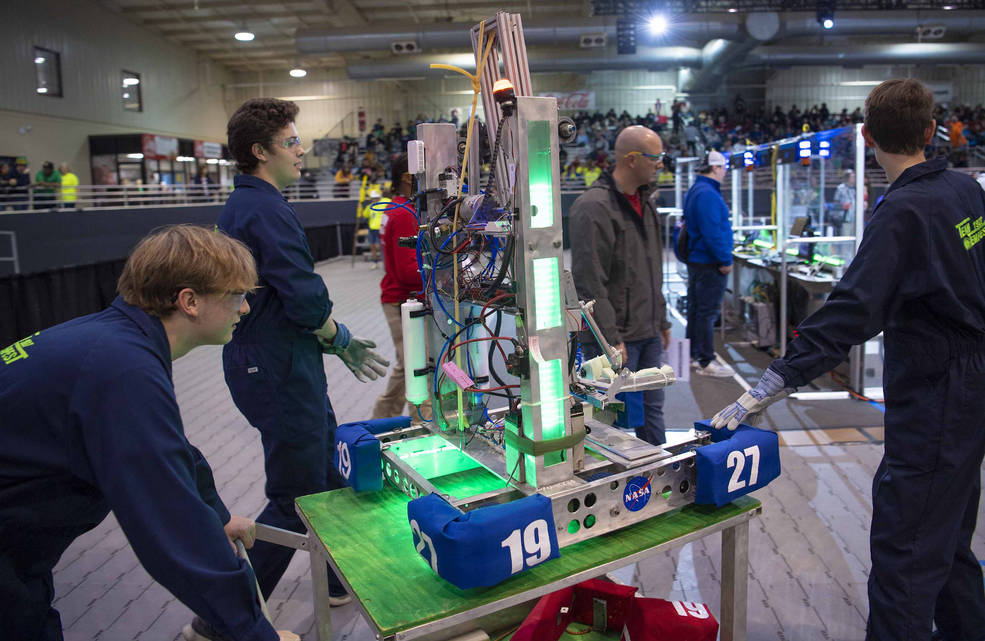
left=1, top=333, right=40, bottom=366
left=956, top=216, right=985, bottom=251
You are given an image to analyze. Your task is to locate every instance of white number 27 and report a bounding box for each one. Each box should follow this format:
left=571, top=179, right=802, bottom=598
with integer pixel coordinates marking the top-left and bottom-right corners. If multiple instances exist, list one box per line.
left=410, top=519, right=438, bottom=573
left=500, top=519, right=551, bottom=575
left=726, top=445, right=761, bottom=492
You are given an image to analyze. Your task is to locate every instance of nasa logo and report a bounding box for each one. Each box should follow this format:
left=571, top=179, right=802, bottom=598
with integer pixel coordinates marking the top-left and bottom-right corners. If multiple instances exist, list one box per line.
left=623, top=475, right=652, bottom=512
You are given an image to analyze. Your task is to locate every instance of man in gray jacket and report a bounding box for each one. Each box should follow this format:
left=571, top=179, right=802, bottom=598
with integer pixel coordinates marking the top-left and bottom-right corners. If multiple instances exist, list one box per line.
left=571, top=126, right=671, bottom=445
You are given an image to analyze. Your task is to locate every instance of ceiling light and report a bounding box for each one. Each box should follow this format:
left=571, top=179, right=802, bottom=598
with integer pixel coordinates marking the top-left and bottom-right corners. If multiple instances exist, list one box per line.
left=34, top=56, right=45, bottom=64
left=648, top=14, right=668, bottom=36
left=234, top=29, right=255, bottom=42
left=817, top=3, right=835, bottom=30
left=122, top=77, right=140, bottom=86
left=127, top=153, right=144, bottom=159
left=728, top=7, right=738, bottom=12
left=36, top=87, right=48, bottom=94
left=289, top=68, right=307, bottom=78
left=822, top=18, right=834, bottom=29
left=176, top=156, right=195, bottom=162
left=942, top=4, right=956, bottom=8
left=839, top=80, right=882, bottom=86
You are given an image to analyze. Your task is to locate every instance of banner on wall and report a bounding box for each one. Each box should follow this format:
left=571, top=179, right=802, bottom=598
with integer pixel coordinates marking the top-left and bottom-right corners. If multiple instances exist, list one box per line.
left=194, top=140, right=223, bottom=159
left=537, top=90, right=595, bottom=111
left=141, top=134, right=179, bottom=160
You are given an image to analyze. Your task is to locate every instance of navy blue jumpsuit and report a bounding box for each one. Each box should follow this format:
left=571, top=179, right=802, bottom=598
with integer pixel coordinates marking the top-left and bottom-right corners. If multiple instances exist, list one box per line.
left=771, top=157, right=985, bottom=641
left=0, top=298, right=276, bottom=641
left=218, top=174, right=346, bottom=598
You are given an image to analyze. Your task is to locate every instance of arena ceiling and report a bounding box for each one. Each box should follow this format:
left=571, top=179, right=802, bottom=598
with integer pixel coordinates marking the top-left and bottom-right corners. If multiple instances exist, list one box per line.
left=97, top=0, right=985, bottom=73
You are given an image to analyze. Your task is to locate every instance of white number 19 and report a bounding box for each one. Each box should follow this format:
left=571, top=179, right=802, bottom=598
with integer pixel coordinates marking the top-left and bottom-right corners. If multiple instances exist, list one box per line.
left=500, top=519, right=551, bottom=575
left=726, top=445, right=761, bottom=492
left=337, top=441, right=352, bottom=480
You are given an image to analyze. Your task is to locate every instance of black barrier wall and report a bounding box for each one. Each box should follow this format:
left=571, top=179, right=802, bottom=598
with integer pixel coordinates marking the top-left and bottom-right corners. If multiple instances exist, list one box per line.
left=0, top=194, right=589, bottom=346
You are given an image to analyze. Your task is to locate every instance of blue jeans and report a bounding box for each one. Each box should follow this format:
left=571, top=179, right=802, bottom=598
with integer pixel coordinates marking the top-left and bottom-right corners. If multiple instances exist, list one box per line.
left=686, top=262, right=727, bottom=367
left=581, top=336, right=666, bottom=445
left=624, top=337, right=666, bottom=445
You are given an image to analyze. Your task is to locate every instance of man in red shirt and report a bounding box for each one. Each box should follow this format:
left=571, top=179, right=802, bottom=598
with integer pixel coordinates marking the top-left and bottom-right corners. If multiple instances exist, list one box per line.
left=372, top=154, right=429, bottom=419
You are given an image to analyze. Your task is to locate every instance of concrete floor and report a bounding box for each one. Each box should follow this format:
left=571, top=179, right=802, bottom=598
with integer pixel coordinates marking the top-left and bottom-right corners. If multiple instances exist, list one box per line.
left=51, top=255, right=985, bottom=640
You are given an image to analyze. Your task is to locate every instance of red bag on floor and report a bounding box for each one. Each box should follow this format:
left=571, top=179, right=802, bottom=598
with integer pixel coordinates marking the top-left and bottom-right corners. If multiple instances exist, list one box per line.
left=513, top=578, right=718, bottom=641
left=621, top=598, right=719, bottom=641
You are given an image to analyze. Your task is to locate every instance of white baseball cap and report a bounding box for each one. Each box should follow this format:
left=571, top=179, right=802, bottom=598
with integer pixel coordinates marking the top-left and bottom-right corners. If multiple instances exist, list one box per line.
left=706, top=150, right=727, bottom=167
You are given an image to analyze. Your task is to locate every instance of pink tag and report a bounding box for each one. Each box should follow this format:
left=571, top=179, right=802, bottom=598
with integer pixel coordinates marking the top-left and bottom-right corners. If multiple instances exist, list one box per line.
left=441, top=361, right=475, bottom=390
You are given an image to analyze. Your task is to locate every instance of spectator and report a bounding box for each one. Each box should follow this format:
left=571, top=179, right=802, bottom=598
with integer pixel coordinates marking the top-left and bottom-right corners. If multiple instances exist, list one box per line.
left=570, top=126, right=671, bottom=446
left=10, top=158, right=30, bottom=210
left=682, top=150, right=734, bottom=377
left=33, top=161, right=61, bottom=209
left=833, top=169, right=856, bottom=234
left=362, top=188, right=384, bottom=269
left=372, top=153, right=430, bottom=420
left=58, top=163, right=79, bottom=209
left=192, top=165, right=216, bottom=203
left=582, top=158, right=602, bottom=187
left=334, top=163, right=354, bottom=197
left=0, top=163, right=12, bottom=211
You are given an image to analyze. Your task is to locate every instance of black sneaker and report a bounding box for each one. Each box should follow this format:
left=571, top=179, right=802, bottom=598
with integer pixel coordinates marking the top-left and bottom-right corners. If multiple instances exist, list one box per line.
left=182, top=616, right=232, bottom=641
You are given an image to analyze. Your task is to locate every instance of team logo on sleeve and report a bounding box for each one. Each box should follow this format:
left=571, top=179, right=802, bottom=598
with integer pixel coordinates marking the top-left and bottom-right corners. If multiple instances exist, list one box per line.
left=956, top=216, right=985, bottom=251
left=1, top=332, right=40, bottom=366
left=623, top=475, right=652, bottom=512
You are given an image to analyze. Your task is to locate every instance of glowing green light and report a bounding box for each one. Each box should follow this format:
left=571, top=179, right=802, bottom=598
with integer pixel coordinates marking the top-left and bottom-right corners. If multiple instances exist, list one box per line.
left=390, top=435, right=479, bottom=479
left=753, top=239, right=773, bottom=249
left=539, top=358, right=566, bottom=466
left=527, top=120, right=554, bottom=229
left=532, top=257, right=562, bottom=330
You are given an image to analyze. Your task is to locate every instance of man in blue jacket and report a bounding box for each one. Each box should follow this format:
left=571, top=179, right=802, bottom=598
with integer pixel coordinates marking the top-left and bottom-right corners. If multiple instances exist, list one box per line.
left=217, top=98, right=388, bottom=615
left=713, top=79, right=985, bottom=640
left=682, top=150, right=735, bottom=377
left=0, top=225, right=296, bottom=641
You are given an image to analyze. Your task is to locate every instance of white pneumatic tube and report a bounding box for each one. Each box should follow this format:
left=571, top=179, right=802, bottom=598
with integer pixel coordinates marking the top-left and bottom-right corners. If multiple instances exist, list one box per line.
left=402, top=299, right=428, bottom=405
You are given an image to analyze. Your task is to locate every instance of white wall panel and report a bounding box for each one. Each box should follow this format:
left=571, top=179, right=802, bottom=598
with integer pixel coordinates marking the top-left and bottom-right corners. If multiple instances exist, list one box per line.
left=766, top=65, right=985, bottom=113
left=0, top=0, right=232, bottom=181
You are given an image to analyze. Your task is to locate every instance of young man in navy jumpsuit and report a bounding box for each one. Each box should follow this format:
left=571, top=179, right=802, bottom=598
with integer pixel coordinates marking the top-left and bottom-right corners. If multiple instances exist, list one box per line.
left=0, top=225, right=298, bottom=641
left=713, top=79, right=985, bottom=640
left=217, top=98, right=388, bottom=608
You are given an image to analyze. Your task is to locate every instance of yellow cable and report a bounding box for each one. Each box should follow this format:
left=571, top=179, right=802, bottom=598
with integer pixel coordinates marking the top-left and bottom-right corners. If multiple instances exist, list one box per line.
left=429, top=23, right=496, bottom=432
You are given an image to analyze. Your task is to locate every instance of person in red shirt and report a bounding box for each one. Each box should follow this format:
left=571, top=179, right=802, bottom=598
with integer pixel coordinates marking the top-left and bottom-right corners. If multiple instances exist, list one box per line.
left=372, top=154, right=429, bottom=420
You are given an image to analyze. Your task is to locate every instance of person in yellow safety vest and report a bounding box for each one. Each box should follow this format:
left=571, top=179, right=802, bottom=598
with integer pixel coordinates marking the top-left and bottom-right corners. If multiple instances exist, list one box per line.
left=59, top=163, right=79, bottom=209
left=362, top=189, right=387, bottom=269
left=582, top=159, right=602, bottom=187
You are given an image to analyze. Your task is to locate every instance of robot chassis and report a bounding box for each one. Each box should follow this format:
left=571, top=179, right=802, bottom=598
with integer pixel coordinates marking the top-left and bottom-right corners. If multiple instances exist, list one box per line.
left=381, top=11, right=710, bottom=549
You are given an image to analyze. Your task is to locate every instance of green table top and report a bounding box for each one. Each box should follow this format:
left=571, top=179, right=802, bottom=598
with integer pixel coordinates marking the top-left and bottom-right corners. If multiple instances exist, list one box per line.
left=296, top=487, right=759, bottom=638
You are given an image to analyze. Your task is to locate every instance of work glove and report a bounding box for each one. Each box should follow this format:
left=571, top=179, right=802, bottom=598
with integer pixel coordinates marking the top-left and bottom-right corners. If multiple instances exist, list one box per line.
left=319, top=322, right=390, bottom=382
left=710, top=365, right=794, bottom=430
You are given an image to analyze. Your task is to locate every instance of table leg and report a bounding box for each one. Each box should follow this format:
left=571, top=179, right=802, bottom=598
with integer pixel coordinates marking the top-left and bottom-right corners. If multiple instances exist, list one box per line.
left=309, top=542, right=333, bottom=641
left=720, top=520, right=749, bottom=641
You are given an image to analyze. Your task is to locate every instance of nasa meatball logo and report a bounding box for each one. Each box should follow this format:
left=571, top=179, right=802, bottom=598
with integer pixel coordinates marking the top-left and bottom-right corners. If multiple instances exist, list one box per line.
left=623, top=475, right=652, bottom=512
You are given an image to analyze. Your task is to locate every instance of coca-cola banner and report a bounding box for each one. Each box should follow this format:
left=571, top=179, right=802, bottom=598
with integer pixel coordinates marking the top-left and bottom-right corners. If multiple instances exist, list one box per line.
left=537, top=90, right=595, bottom=111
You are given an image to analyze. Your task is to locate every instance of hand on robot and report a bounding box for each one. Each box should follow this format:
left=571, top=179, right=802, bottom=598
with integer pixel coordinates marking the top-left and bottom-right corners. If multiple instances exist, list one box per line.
left=223, top=515, right=256, bottom=553
left=710, top=365, right=794, bottom=430
left=613, top=342, right=629, bottom=370
left=319, top=322, right=390, bottom=382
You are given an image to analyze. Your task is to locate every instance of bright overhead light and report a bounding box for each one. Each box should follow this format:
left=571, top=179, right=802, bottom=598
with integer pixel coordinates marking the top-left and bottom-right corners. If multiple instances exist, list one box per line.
left=234, top=30, right=255, bottom=41
left=648, top=14, right=668, bottom=35
left=942, top=4, right=956, bottom=8
left=728, top=7, right=738, bottom=12
left=289, top=68, right=307, bottom=78
left=34, top=56, right=45, bottom=64
left=822, top=18, right=834, bottom=29
left=36, top=87, right=48, bottom=94
left=206, top=158, right=220, bottom=164
left=176, top=156, right=195, bottom=162
left=123, top=92, right=130, bottom=99
left=840, top=80, right=882, bottom=86
left=127, top=153, right=144, bottom=159
left=122, top=77, right=140, bottom=86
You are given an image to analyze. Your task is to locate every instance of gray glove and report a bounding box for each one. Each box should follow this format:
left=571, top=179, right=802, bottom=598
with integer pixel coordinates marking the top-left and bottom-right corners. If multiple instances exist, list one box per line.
left=710, top=365, right=794, bottom=430
left=319, top=322, right=390, bottom=382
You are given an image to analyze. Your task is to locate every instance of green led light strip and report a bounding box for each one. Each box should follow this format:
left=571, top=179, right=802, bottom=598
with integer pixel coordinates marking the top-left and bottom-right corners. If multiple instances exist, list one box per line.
left=532, top=257, right=562, bottom=330
left=538, top=358, right=566, bottom=466
left=527, top=120, right=554, bottom=229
